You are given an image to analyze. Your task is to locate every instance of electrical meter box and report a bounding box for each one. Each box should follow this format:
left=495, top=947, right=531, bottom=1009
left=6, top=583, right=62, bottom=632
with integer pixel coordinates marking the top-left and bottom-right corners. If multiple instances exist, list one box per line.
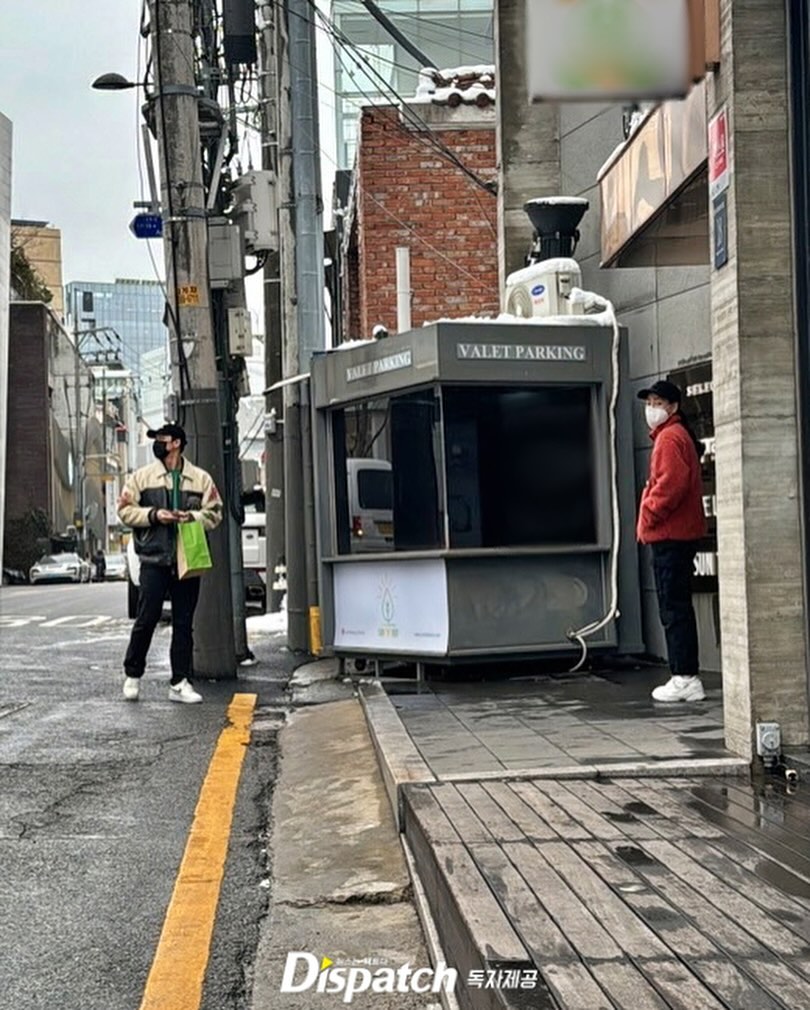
left=311, top=321, right=643, bottom=665
left=208, top=217, right=243, bottom=288
left=230, top=170, right=278, bottom=253
left=228, top=307, right=252, bottom=357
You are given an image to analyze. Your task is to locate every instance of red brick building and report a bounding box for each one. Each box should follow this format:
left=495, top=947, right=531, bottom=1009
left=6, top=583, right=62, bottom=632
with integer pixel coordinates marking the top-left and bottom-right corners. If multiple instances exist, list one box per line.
left=341, top=82, right=500, bottom=341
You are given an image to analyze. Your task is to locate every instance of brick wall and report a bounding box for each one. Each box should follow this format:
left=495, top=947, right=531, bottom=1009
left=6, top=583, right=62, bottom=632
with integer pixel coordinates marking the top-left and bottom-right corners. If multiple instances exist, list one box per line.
left=346, top=107, right=499, bottom=339
left=6, top=303, right=51, bottom=520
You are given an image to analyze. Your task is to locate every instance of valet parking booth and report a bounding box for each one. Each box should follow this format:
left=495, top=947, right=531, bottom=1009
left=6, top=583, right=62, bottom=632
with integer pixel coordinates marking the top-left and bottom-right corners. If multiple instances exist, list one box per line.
left=310, top=317, right=644, bottom=676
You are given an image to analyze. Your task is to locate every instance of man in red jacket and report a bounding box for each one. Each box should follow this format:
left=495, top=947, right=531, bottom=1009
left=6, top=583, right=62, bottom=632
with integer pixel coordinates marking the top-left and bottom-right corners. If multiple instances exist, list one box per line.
left=637, top=380, right=707, bottom=702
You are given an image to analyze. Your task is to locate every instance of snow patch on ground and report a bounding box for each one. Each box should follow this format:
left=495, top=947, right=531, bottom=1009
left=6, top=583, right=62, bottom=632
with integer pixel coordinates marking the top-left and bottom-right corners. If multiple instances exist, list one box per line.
left=247, top=596, right=288, bottom=635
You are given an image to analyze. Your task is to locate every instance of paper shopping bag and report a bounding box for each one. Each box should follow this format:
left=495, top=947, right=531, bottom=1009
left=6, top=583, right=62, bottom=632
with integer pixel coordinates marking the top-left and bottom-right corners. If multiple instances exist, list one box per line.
left=177, top=520, right=213, bottom=579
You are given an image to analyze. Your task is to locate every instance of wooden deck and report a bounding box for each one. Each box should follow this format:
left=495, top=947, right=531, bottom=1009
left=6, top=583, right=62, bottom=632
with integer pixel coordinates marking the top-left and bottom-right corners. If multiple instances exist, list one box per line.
left=403, top=775, right=810, bottom=1010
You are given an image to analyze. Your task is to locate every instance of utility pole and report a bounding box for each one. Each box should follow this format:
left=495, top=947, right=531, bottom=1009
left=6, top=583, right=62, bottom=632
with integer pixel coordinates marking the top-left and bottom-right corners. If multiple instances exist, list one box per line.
left=259, top=5, right=286, bottom=613
left=147, top=0, right=236, bottom=678
left=282, top=0, right=326, bottom=652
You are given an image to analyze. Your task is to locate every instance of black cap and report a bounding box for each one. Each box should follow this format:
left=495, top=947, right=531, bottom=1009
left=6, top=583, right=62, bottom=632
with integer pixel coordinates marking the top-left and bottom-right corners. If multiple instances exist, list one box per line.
left=146, top=423, right=187, bottom=447
left=637, top=380, right=682, bottom=404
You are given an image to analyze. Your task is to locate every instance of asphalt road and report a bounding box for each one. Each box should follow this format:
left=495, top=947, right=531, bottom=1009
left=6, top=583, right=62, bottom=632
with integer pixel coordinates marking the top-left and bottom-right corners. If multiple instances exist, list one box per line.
left=0, top=582, right=293, bottom=1010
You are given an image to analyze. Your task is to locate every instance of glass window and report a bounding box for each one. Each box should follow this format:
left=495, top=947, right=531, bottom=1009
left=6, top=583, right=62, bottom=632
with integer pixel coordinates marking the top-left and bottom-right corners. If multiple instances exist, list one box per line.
left=358, top=467, right=393, bottom=510
left=82, top=291, right=94, bottom=312
left=332, top=389, right=445, bottom=555
left=443, top=385, right=596, bottom=548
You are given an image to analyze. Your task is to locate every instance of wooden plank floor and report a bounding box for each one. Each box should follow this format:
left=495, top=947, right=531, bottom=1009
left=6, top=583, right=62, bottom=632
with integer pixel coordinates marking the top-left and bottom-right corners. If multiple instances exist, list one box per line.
left=403, top=775, right=810, bottom=1010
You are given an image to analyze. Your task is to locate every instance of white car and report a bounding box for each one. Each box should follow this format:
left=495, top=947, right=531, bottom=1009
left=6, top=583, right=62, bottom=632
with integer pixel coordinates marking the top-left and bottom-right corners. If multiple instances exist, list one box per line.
left=29, top=553, right=91, bottom=585
left=104, top=553, right=128, bottom=581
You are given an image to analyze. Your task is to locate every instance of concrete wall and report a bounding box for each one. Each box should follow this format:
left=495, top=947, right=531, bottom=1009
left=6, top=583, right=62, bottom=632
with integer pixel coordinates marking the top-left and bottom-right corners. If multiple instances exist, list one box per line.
left=0, top=114, right=12, bottom=573
left=707, top=0, right=809, bottom=754
left=558, top=104, right=718, bottom=671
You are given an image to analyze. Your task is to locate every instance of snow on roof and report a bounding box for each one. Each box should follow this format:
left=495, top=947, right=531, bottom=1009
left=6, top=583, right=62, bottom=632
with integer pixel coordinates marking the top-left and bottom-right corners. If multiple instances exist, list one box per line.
left=414, top=65, right=496, bottom=108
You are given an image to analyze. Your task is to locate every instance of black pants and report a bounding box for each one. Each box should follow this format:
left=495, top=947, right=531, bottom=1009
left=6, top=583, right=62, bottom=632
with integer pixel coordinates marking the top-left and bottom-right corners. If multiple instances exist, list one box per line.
left=651, top=540, right=700, bottom=676
left=124, top=563, right=201, bottom=685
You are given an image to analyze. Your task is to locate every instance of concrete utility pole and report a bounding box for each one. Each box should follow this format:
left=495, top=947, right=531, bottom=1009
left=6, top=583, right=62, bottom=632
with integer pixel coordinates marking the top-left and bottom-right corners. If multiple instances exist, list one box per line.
left=282, top=0, right=326, bottom=652
left=259, top=5, right=286, bottom=614
left=148, top=0, right=236, bottom=678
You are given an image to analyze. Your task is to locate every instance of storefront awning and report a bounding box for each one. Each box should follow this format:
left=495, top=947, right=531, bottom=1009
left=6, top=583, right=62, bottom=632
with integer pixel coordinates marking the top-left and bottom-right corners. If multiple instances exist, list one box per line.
left=599, top=80, right=709, bottom=268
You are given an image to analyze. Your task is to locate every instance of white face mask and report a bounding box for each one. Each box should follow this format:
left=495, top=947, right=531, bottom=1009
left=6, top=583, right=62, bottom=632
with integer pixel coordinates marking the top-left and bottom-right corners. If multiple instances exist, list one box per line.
left=645, top=405, right=669, bottom=430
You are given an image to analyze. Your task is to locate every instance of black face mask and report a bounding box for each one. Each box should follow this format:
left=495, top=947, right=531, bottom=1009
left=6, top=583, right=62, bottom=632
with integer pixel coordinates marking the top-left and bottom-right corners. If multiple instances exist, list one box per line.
left=152, top=441, right=170, bottom=461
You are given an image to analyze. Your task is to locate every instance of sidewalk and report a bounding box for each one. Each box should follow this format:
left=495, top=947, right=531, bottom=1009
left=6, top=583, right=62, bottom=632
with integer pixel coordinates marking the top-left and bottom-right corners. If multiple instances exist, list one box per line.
left=357, top=668, right=810, bottom=1010
left=250, top=663, right=445, bottom=1009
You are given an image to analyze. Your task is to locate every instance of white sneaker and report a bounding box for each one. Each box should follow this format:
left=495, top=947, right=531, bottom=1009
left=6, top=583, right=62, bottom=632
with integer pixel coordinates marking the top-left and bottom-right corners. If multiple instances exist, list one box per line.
left=123, top=676, right=140, bottom=701
left=652, top=675, right=706, bottom=702
left=169, top=678, right=203, bottom=704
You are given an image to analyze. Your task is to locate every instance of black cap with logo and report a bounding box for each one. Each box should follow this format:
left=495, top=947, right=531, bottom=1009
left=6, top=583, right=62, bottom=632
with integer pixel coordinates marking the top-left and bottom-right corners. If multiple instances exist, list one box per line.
left=637, top=380, right=682, bottom=404
left=146, top=423, right=187, bottom=448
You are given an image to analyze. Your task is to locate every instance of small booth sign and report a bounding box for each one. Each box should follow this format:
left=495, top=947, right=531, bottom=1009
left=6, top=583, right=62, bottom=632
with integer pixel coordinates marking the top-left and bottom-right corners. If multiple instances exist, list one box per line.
left=333, top=560, right=449, bottom=655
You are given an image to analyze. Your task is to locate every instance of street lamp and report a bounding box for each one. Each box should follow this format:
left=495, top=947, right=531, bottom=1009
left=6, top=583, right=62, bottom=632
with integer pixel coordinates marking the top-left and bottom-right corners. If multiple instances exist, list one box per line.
left=91, top=73, right=141, bottom=91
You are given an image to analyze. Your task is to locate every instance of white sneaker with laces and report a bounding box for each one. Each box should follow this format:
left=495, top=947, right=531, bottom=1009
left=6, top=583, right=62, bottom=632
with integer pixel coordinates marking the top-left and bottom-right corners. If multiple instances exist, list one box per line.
left=123, top=676, right=140, bottom=701
left=652, top=675, right=706, bottom=702
left=169, top=678, right=203, bottom=704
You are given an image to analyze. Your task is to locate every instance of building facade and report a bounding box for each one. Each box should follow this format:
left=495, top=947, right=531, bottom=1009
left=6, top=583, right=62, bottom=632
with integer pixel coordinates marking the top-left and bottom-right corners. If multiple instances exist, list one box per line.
left=497, top=0, right=810, bottom=756
left=4, top=303, right=104, bottom=554
left=11, top=220, right=65, bottom=319
left=331, top=0, right=494, bottom=168
left=64, top=278, right=167, bottom=376
left=0, top=113, right=12, bottom=574
left=342, top=84, right=499, bottom=339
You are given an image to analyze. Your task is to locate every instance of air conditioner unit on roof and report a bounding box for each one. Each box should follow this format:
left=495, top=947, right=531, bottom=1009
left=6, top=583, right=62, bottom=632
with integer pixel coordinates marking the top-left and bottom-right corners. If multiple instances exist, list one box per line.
left=503, top=197, right=589, bottom=318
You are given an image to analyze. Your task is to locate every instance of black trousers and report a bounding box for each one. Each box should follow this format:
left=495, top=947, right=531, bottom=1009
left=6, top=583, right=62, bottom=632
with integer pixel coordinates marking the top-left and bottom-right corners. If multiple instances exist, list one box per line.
left=124, top=563, right=201, bottom=685
left=651, top=540, right=700, bottom=676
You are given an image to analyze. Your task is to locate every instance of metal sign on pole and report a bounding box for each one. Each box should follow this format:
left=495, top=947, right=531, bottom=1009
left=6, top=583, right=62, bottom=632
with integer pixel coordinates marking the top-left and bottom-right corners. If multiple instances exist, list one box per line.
left=129, top=212, right=164, bottom=239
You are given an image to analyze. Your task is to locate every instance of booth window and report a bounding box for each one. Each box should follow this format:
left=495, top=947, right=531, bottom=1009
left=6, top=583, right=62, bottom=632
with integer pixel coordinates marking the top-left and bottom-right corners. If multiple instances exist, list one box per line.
left=443, top=385, right=597, bottom=548
left=332, top=389, right=445, bottom=555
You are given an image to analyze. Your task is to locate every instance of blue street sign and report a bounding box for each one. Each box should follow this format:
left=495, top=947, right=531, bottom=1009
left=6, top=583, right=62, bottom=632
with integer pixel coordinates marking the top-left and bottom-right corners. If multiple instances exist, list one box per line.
left=129, top=213, right=163, bottom=239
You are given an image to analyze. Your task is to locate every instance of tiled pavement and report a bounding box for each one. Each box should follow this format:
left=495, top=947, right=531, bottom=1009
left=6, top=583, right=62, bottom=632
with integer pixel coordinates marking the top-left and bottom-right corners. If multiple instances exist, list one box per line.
left=360, top=668, right=810, bottom=1009
left=386, top=668, right=729, bottom=777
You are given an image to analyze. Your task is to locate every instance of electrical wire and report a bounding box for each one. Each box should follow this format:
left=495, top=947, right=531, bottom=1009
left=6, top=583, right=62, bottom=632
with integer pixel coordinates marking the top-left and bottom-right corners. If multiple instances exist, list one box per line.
left=315, top=126, right=495, bottom=292
left=375, top=5, right=495, bottom=44
left=566, top=294, right=622, bottom=673
left=303, top=0, right=496, bottom=195
left=328, top=35, right=495, bottom=196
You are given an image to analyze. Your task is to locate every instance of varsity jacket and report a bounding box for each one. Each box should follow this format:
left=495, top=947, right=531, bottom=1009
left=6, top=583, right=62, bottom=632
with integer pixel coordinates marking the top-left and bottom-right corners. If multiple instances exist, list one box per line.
left=117, top=458, right=223, bottom=567
left=637, top=415, right=706, bottom=545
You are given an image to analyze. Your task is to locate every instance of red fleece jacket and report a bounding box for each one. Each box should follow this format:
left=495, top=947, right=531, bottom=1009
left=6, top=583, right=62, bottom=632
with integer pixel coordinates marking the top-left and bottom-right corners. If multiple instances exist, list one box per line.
left=637, top=415, right=707, bottom=544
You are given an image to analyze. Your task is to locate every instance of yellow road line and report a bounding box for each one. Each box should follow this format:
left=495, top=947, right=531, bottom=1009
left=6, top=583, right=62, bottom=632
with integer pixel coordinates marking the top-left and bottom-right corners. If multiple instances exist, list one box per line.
left=140, top=692, right=257, bottom=1010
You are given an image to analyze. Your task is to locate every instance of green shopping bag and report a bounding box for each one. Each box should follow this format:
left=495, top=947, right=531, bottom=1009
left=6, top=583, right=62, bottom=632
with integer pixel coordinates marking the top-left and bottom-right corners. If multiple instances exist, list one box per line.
left=177, top=520, right=213, bottom=579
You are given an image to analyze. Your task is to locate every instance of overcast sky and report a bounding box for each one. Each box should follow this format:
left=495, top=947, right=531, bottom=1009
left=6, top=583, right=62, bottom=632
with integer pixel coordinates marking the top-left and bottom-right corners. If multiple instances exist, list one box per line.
left=1, top=1, right=337, bottom=301
left=0, top=1, right=162, bottom=284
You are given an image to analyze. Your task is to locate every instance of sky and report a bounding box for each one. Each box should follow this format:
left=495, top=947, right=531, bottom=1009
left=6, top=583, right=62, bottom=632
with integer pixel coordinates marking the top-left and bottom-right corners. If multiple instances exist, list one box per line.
left=1, top=1, right=160, bottom=284
left=0, top=1, right=338, bottom=297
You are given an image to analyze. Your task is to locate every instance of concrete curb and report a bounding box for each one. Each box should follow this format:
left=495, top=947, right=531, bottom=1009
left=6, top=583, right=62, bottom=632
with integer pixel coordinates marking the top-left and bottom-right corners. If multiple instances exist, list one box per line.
left=436, top=756, right=751, bottom=782
left=357, top=681, right=435, bottom=828
left=357, top=680, right=750, bottom=828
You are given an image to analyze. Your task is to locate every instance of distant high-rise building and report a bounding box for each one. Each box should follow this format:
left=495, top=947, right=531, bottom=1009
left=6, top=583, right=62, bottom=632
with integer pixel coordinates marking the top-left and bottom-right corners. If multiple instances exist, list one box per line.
left=11, top=219, right=65, bottom=319
left=64, top=278, right=167, bottom=375
left=331, top=0, right=494, bottom=169
left=0, top=112, right=12, bottom=572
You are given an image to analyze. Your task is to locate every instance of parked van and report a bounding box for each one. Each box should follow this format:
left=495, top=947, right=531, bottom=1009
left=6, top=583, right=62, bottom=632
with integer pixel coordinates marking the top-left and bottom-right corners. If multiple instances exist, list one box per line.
left=241, top=510, right=267, bottom=610
left=346, top=458, right=393, bottom=553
